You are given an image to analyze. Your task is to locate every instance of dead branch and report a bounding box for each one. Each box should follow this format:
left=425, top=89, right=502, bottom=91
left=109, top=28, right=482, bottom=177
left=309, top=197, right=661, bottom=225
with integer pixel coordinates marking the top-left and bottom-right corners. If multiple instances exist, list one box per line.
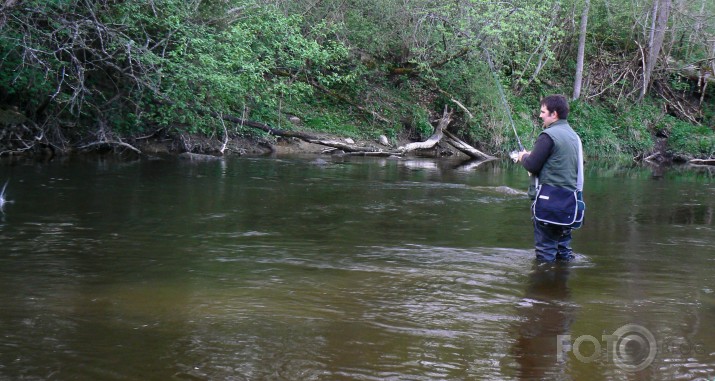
left=78, top=141, right=142, bottom=155
left=429, top=81, right=474, bottom=119
left=689, top=158, right=715, bottom=166
left=656, top=84, right=700, bottom=124
left=213, top=111, right=381, bottom=153
left=398, top=106, right=451, bottom=153
left=643, top=152, right=662, bottom=162
left=212, top=105, right=496, bottom=161
left=443, top=130, right=495, bottom=161
left=430, top=47, right=471, bottom=70
left=219, top=114, right=229, bottom=155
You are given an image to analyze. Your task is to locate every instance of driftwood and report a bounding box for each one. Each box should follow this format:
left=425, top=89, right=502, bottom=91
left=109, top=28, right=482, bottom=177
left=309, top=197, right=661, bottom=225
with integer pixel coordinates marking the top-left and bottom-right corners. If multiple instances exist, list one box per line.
left=689, top=158, right=715, bottom=166
left=642, top=152, right=662, bottom=162
left=209, top=106, right=494, bottom=161
left=78, top=140, right=142, bottom=155
left=396, top=107, right=496, bottom=161
left=398, top=107, right=451, bottom=153
left=214, top=112, right=380, bottom=153
left=443, top=130, right=495, bottom=161
left=304, top=138, right=378, bottom=152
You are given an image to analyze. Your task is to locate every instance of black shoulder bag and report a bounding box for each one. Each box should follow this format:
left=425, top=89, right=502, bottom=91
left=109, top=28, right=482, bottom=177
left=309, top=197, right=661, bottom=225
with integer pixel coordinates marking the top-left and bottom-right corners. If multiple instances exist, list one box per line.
left=531, top=138, right=586, bottom=229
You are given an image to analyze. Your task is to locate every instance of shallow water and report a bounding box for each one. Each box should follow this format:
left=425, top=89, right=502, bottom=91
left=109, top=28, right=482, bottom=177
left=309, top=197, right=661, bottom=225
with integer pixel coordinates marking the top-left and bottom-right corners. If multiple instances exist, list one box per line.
left=0, top=156, right=713, bottom=380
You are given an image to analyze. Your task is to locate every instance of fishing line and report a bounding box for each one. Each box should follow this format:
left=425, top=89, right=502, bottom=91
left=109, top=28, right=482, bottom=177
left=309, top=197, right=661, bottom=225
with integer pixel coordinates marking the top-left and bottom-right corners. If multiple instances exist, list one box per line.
left=484, top=49, right=524, bottom=151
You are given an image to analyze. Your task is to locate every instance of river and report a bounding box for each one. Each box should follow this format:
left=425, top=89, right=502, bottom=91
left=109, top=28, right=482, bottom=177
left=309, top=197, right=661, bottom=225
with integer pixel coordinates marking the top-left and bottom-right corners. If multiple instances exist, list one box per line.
left=0, top=155, right=713, bottom=380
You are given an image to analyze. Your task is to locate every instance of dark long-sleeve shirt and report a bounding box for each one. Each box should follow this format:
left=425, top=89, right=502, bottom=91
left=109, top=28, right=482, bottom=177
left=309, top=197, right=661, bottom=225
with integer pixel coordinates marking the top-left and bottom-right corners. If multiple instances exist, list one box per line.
left=521, top=133, right=554, bottom=175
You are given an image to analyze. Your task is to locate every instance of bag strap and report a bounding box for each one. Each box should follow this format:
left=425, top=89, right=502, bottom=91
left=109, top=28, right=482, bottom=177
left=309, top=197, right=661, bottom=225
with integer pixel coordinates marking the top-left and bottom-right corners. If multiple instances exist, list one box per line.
left=532, top=134, right=583, bottom=192
left=576, top=136, right=584, bottom=192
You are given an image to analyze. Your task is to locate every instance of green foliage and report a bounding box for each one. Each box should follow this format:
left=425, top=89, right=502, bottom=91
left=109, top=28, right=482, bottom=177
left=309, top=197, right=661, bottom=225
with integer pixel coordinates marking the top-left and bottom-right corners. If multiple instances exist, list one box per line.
left=0, top=0, right=711, bottom=160
left=302, top=108, right=360, bottom=136
left=569, top=101, right=620, bottom=156
left=145, top=4, right=353, bottom=134
left=615, top=110, right=658, bottom=156
left=587, top=0, right=639, bottom=50
left=668, top=119, right=715, bottom=157
left=410, top=106, right=433, bottom=139
left=432, top=59, right=532, bottom=152
left=0, top=0, right=354, bottom=137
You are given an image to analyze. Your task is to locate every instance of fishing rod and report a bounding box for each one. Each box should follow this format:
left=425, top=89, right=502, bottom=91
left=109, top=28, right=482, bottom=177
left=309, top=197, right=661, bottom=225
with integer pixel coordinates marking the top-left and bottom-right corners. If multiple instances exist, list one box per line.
left=0, top=180, right=8, bottom=212
left=484, top=49, right=524, bottom=152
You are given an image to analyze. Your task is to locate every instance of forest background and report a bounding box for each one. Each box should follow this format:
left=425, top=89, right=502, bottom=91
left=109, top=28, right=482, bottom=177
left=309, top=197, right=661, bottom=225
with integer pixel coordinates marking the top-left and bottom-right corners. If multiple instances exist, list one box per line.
left=0, top=0, right=713, bottom=160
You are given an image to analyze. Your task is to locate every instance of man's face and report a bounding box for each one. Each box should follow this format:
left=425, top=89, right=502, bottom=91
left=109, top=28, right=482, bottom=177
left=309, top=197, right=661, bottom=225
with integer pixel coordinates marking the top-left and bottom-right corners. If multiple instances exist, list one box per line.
left=539, top=105, right=559, bottom=127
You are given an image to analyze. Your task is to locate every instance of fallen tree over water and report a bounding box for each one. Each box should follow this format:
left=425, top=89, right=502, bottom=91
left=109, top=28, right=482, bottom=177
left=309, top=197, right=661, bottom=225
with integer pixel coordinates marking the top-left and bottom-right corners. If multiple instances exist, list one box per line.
left=0, top=101, right=495, bottom=162
left=216, top=106, right=495, bottom=161
left=689, top=158, right=715, bottom=166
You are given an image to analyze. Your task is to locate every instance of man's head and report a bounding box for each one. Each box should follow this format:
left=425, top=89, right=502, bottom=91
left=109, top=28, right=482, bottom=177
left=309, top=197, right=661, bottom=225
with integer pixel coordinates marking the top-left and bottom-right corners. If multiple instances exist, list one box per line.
left=539, top=94, right=569, bottom=127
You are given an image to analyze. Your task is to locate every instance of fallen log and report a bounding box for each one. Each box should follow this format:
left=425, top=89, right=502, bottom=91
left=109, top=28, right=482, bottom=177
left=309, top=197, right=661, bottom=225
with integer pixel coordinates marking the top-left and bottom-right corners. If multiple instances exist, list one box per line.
left=689, top=158, right=715, bottom=166
left=78, top=140, right=142, bottom=155
left=214, top=112, right=380, bottom=153
left=210, top=106, right=495, bottom=161
left=443, top=130, right=495, bottom=161
left=397, top=107, right=451, bottom=153
left=304, top=138, right=378, bottom=152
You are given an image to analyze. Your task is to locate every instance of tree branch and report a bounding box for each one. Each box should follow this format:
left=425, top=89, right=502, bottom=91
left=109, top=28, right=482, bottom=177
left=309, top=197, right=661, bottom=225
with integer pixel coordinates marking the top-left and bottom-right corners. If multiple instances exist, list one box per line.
left=398, top=106, right=451, bottom=153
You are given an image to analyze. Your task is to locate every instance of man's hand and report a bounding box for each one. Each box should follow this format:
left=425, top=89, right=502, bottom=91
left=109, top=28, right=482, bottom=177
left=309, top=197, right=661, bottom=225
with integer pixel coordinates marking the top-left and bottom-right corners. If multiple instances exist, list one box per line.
left=517, top=150, right=530, bottom=162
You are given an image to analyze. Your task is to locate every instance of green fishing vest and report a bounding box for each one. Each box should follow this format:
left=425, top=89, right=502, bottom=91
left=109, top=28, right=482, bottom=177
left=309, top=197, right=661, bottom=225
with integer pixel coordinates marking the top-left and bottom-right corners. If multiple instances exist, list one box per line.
left=539, top=120, right=580, bottom=191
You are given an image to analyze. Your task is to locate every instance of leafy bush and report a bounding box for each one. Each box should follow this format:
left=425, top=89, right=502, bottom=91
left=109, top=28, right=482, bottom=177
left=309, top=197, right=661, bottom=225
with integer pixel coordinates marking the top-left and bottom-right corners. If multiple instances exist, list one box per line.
left=569, top=101, right=620, bottom=156
left=668, top=118, right=715, bottom=157
left=613, top=103, right=658, bottom=154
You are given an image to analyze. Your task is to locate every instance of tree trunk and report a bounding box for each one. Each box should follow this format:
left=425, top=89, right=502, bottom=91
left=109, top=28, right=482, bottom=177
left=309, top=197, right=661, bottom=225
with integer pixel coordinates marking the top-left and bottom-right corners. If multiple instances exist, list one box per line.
left=689, top=159, right=715, bottom=166
left=572, top=0, right=590, bottom=100
left=639, top=0, right=672, bottom=102
left=398, top=107, right=451, bottom=153
left=443, top=130, right=495, bottom=161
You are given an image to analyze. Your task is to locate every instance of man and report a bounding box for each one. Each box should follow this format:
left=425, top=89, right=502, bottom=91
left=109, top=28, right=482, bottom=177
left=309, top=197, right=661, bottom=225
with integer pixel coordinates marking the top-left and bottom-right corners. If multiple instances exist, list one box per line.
left=517, top=94, right=583, bottom=262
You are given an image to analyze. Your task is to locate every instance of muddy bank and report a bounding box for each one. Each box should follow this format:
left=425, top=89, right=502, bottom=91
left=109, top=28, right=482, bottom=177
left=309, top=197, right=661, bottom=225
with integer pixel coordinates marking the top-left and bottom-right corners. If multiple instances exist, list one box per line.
left=0, top=124, right=404, bottom=161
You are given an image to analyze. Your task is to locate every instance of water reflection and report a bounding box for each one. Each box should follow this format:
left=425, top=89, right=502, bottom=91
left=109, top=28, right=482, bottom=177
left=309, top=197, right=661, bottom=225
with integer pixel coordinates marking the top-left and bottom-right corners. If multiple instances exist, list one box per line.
left=1, top=156, right=714, bottom=380
left=511, top=263, right=575, bottom=380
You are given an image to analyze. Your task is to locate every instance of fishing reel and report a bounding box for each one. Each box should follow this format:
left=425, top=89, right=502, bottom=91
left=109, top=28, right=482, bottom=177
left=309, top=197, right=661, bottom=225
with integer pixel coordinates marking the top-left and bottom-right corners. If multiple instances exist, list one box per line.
left=509, top=150, right=520, bottom=163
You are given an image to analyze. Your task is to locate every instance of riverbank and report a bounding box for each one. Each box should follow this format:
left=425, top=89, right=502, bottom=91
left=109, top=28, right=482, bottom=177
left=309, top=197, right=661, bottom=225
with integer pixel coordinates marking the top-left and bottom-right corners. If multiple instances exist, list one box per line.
left=2, top=122, right=714, bottom=168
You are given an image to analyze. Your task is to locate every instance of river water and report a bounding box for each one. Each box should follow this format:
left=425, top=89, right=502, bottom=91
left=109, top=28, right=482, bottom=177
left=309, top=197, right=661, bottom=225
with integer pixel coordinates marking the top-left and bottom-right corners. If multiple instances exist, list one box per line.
left=0, top=155, right=713, bottom=380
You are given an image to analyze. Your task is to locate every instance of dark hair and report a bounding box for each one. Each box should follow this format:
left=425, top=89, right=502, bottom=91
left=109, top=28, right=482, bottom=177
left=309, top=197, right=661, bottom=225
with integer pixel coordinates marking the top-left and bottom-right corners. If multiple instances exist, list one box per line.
left=540, top=94, right=569, bottom=120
